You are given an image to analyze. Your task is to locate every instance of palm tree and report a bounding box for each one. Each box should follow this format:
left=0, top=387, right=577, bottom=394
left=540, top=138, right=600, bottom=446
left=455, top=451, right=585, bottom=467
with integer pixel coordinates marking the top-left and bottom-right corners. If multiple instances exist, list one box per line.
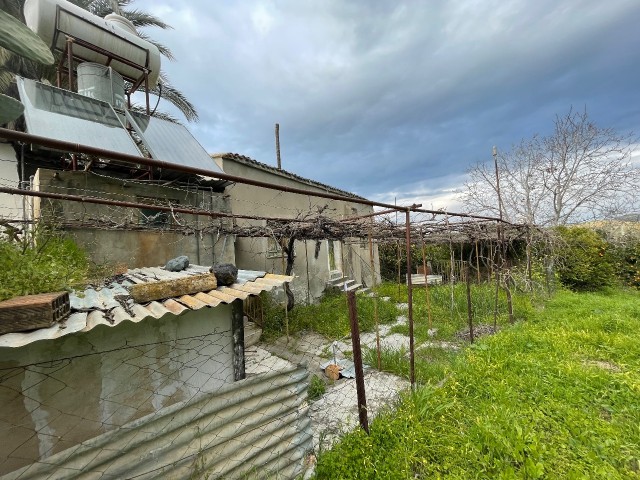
left=0, top=0, right=198, bottom=123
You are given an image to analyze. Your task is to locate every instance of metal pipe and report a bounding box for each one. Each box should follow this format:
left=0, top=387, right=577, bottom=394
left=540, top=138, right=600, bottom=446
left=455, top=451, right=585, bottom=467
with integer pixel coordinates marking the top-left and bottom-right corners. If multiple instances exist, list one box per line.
left=465, top=262, right=474, bottom=344
left=347, top=290, right=369, bottom=434
left=275, top=123, right=281, bottom=170
left=0, top=129, right=408, bottom=211
left=405, top=209, right=415, bottom=389
left=0, top=129, right=513, bottom=225
left=66, top=37, right=74, bottom=91
left=0, top=186, right=330, bottom=224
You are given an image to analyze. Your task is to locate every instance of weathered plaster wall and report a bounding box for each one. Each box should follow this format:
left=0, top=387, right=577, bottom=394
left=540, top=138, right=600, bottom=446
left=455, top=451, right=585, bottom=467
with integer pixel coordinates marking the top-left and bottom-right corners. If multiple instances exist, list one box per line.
left=0, top=142, right=24, bottom=221
left=214, top=156, right=380, bottom=303
left=0, top=306, right=233, bottom=476
left=32, top=169, right=234, bottom=268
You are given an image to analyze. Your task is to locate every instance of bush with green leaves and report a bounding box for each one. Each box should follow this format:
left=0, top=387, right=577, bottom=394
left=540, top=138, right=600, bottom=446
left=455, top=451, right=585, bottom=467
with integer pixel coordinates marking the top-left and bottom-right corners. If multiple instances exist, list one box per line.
left=0, top=228, right=91, bottom=301
left=554, top=226, right=616, bottom=290
left=611, top=240, right=640, bottom=289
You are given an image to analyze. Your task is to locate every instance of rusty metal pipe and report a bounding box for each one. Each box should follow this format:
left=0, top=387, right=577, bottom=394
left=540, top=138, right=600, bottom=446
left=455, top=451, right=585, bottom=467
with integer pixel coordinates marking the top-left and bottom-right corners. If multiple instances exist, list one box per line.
left=0, top=129, right=407, bottom=211
left=0, top=186, right=324, bottom=224
left=405, top=209, right=415, bottom=389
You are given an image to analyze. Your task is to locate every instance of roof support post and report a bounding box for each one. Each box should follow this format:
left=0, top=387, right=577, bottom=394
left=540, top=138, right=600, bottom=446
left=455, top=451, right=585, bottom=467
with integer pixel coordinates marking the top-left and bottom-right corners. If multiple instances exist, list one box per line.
left=232, top=298, right=246, bottom=381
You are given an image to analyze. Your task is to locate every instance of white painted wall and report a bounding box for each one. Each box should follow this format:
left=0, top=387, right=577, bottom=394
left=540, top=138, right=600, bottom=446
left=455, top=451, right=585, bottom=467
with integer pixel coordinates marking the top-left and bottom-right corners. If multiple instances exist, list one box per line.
left=0, top=142, right=23, bottom=221
left=0, top=306, right=234, bottom=476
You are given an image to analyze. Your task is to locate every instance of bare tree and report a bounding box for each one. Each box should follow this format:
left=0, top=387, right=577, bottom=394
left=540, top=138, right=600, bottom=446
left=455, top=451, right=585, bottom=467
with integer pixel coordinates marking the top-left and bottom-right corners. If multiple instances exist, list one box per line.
left=462, top=108, right=639, bottom=226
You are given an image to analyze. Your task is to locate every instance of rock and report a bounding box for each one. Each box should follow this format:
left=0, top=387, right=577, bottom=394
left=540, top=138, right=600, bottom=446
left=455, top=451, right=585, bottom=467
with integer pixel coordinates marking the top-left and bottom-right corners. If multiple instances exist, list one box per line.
left=210, top=263, right=238, bottom=286
left=165, top=255, right=189, bottom=272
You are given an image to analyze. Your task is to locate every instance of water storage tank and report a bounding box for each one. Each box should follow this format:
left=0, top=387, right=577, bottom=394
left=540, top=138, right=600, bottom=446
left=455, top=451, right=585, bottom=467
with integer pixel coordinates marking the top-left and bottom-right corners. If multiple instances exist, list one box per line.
left=77, top=62, right=126, bottom=109
left=23, top=0, right=161, bottom=88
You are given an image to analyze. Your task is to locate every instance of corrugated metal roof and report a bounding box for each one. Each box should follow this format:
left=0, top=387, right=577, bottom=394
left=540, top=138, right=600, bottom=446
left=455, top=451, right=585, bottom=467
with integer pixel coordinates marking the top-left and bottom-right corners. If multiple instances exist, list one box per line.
left=0, top=266, right=293, bottom=348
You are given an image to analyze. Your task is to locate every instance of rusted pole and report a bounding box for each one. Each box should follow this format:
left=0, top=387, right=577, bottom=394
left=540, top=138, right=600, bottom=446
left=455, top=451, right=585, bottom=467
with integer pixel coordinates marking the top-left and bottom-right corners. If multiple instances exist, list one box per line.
left=405, top=209, right=415, bottom=389
left=347, top=290, right=369, bottom=433
left=475, top=240, right=481, bottom=283
left=144, top=70, right=150, bottom=115
left=368, top=220, right=381, bottom=370
left=0, top=128, right=510, bottom=224
left=493, top=223, right=500, bottom=331
left=305, top=240, right=310, bottom=304
left=275, top=123, right=282, bottom=170
left=231, top=299, right=246, bottom=380
left=419, top=227, right=432, bottom=330
left=465, top=262, right=474, bottom=344
left=66, top=37, right=74, bottom=92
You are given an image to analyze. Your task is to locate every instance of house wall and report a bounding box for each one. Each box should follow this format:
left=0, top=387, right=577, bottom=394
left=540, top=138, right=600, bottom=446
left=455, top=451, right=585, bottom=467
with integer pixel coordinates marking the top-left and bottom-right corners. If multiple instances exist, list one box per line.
left=32, top=168, right=235, bottom=268
left=215, top=157, right=380, bottom=303
left=0, top=306, right=234, bottom=476
left=0, top=142, right=24, bottom=221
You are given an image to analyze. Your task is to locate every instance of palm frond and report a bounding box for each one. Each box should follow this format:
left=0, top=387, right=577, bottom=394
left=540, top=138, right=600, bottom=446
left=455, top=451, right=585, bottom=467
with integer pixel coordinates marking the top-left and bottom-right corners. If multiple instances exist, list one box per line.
left=129, top=103, right=182, bottom=124
left=151, top=72, right=199, bottom=122
left=121, top=9, right=172, bottom=30
left=136, top=31, right=175, bottom=61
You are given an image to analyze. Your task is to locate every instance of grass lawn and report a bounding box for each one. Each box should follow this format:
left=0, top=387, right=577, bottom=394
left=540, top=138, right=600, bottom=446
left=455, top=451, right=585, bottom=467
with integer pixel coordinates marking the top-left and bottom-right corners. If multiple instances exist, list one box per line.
left=314, top=288, right=640, bottom=479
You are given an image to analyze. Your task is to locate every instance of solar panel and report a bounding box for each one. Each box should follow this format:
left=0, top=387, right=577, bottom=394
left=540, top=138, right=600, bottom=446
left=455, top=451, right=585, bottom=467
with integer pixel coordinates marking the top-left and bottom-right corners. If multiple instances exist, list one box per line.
left=17, top=77, right=142, bottom=156
left=125, top=110, right=224, bottom=174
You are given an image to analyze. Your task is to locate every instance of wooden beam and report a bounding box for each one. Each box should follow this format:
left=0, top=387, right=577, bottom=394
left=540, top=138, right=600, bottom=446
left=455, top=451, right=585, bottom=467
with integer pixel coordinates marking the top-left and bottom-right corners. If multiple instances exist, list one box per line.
left=128, top=274, right=217, bottom=303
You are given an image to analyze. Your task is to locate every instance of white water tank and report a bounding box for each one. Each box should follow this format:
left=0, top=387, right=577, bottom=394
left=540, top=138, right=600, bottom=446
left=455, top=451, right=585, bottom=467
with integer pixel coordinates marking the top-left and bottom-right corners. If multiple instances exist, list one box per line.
left=77, top=62, right=126, bottom=109
left=24, top=0, right=161, bottom=88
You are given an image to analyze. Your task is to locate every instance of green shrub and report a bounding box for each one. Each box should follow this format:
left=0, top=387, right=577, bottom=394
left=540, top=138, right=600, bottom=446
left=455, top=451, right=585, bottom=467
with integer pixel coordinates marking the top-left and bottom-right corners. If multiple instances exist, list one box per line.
left=307, top=374, right=326, bottom=401
left=555, top=227, right=616, bottom=290
left=0, top=228, right=91, bottom=301
left=611, top=241, right=640, bottom=289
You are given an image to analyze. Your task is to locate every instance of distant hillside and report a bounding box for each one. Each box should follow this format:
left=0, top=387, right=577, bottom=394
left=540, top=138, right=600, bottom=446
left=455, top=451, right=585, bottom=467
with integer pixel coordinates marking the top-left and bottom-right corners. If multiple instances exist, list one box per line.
left=614, top=213, right=640, bottom=222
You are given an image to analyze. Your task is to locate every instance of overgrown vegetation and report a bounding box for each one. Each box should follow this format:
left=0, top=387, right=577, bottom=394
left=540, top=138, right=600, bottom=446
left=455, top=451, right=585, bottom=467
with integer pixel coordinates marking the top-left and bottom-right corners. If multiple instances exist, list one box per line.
left=261, top=290, right=399, bottom=340
left=315, top=289, right=640, bottom=479
left=0, top=228, right=92, bottom=301
left=555, top=226, right=640, bottom=291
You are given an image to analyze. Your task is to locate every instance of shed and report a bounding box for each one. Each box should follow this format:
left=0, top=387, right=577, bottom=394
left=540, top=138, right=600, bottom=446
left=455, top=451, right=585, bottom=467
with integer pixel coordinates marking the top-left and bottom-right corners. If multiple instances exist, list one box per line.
left=0, top=266, right=308, bottom=479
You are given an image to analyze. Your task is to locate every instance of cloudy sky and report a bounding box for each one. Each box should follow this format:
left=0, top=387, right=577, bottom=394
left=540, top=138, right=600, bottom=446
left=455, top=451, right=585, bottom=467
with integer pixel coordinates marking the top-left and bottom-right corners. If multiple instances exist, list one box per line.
left=135, top=0, right=640, bottom=210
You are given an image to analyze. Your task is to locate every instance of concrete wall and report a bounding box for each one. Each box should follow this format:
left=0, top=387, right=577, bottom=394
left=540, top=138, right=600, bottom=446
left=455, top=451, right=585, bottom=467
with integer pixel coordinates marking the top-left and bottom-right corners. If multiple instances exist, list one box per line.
left=32, top=169, right=235, bottom=268
left=0, top=306, right=234, bottom=476
left=215, top=156, right=379, bottom=303
left=0, top=142, right=24, bottom=221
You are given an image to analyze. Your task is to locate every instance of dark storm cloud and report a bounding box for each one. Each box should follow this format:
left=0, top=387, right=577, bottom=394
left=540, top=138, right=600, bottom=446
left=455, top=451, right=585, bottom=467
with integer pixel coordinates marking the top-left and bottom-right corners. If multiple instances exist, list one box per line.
left=136, top=0, right=640, bottom=209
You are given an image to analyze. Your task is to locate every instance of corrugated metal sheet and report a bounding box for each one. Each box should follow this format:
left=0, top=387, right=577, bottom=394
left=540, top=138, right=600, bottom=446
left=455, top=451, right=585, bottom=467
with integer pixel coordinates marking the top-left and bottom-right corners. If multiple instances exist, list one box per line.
left=3, top=366, right=312, bottom=480
left=0, top=266, right=293, bottom=348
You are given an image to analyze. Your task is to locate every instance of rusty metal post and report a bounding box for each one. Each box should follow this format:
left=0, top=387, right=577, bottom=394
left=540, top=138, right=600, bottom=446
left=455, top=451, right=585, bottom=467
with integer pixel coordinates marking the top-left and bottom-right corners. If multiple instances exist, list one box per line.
left=231, top=299, right=245, bottom=380
left=66, top=37, right=74, bottom=92
left=465, top=262, right=474, bottom=344
left=405, top=209, right=415, bottom=389
left=419, top=227, right=433, bottom=330
left=275, top=123, right=282, bottom=169
left=475, top=240, right=481, bottom=283
left=347, top=290, right=369, bottom=433
left=368, top=221, right=381, bottom=370
left=144, top=70, right=150, bottom=115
